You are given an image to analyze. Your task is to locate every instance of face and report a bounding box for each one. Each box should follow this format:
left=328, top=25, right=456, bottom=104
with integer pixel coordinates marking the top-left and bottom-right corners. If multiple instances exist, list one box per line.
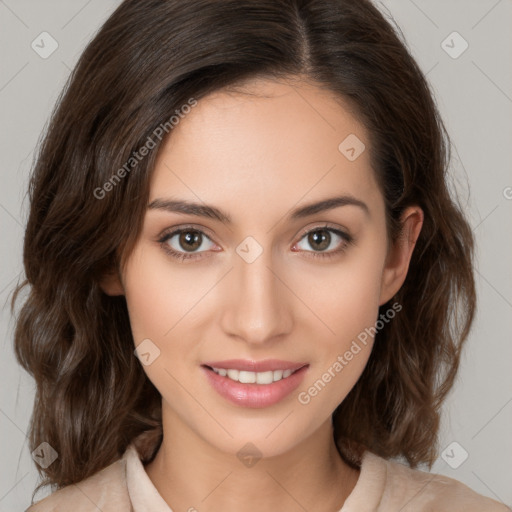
left=113, top=77, right=419, bottom=458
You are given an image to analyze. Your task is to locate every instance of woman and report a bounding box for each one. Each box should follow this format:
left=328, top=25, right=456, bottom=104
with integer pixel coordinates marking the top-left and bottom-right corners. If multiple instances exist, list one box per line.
left=14, top=0, right=510, bottom=510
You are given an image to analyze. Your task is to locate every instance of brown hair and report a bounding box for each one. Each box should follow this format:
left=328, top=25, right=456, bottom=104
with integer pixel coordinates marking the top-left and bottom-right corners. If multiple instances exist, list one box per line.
left=12, top=0, right=476, bottom=500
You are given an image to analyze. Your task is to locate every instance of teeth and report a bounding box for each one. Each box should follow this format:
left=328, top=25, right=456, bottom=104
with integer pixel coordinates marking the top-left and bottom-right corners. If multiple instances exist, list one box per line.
left=211, top=367, right=297, bottom=384
left=238, top=370, right=256, bottom=384
left=257, top=371, right=274, bottom=384
left=227, top=369, right=239, bottom=381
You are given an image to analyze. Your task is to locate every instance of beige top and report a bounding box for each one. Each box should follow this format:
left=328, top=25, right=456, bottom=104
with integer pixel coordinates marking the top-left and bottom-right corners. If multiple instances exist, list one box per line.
left=26, top=436, right=510, bottom=512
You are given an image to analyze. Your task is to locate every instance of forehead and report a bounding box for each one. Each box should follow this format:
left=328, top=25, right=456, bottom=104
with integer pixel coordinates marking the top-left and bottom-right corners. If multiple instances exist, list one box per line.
left=149, top=78, right=381, bottom=220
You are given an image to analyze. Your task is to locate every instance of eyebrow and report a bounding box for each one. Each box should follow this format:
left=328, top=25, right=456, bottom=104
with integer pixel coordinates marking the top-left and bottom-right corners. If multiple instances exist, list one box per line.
left=147, top=195, right=369, bottom=224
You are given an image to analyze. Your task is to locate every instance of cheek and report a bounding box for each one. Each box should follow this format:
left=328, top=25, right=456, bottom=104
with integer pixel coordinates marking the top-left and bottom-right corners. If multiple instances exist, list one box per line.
left=123, top=246, right=210, bottom=344
left=302, top=232, right=387, bottom=346
left=333, top=252, right=385, bottom=335
left=122, top=247, right=208, bottom=401
left=294, top=234, right=387, bottom=407
left=123, top=248, right=169, bottom=343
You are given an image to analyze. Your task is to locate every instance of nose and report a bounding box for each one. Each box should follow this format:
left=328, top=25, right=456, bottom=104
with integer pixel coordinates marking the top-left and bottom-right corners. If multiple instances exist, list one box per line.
left=219, top=246, right=293, bottom=345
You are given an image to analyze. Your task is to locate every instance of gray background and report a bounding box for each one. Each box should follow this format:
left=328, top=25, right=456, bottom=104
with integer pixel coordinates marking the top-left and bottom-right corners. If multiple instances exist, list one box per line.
left=1, top=1, right=511, bottom=510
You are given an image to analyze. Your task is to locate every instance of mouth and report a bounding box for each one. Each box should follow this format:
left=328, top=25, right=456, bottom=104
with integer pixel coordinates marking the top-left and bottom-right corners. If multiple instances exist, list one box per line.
left=201, top=359, right=309, bottom=408
left=202, top=365, right=305, bottom=384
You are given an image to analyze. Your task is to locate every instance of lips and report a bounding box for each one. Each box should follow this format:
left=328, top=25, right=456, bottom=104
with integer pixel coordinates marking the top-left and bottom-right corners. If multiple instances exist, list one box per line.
left=202, top=359, right=307, bottom=372
left=201, top=359, right=310, bottom=408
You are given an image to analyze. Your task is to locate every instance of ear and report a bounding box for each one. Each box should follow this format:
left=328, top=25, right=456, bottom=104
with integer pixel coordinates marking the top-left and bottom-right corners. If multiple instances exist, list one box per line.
left=99, top=268, right=125, bottom=296
left=379, top=206, right=424, bottom=305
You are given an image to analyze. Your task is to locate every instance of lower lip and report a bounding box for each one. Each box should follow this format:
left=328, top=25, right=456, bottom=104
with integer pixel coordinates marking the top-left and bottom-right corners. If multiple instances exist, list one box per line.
left=202, top=365, right=309, bottom=408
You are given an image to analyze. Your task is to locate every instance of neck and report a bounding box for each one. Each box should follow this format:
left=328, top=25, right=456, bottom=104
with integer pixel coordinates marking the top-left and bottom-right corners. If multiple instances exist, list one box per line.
left=144, top=403, right=360, bottom=512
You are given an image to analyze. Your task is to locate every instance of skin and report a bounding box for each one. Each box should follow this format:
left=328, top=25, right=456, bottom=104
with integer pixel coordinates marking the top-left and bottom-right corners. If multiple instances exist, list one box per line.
left=102, top=77, right=423, bottom=512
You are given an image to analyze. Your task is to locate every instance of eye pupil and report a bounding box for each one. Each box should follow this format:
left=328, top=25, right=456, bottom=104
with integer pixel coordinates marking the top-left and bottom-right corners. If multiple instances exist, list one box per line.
left=180, top=230, right=201, bottom=251
left=308, top=229, right=330, bottom=251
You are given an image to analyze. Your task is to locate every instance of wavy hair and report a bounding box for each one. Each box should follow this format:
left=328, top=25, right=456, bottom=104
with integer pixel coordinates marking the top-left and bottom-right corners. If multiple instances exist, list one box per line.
left=12, top=0, right=476, bottom=501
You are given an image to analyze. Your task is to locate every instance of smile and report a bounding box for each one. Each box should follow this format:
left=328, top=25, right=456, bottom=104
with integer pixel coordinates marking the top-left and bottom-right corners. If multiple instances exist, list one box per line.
left=201, top=359, right=309, bottom=408
left=210, top=367, right=296, bottom=384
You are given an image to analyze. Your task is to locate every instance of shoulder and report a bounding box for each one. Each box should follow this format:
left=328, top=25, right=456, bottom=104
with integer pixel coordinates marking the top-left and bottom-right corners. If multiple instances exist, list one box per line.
left=371, top=452, right=511, bottom=511
left=25, top=455, right=130, bottom=512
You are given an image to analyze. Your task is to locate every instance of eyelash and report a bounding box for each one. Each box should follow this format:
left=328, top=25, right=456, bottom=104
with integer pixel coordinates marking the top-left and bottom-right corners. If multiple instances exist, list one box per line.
left=157, top=223, right=354, bottom=263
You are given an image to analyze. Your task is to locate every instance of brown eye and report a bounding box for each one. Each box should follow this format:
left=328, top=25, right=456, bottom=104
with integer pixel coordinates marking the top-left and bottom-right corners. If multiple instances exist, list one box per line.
left=295, top=227, right=351, bottom=256
left=306, top=229, right=332, bottom=251
left=178, top=230, right=203, bottom=252
left=158, top=227, right=217, bottom=261
left=299, top=227, right=351, bottom=252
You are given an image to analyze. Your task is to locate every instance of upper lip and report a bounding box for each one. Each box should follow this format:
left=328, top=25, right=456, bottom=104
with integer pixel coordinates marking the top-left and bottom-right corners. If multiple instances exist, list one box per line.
left=202, top=359, right=308, bottom=372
